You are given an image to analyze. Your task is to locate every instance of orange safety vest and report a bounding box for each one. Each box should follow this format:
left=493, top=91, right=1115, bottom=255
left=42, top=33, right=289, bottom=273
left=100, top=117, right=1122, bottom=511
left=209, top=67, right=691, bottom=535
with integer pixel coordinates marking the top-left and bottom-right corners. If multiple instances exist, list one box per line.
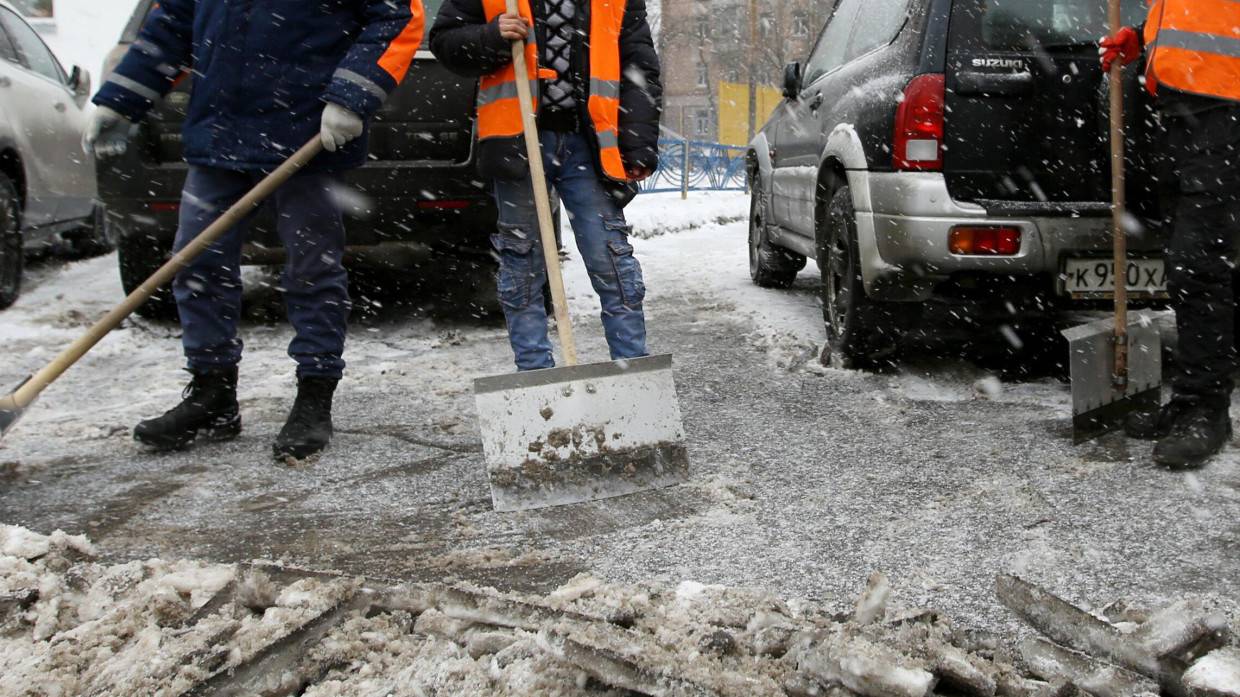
left=1144, top=0, right=1240, bottom=102
left=477, top=0, right=631, bottom=181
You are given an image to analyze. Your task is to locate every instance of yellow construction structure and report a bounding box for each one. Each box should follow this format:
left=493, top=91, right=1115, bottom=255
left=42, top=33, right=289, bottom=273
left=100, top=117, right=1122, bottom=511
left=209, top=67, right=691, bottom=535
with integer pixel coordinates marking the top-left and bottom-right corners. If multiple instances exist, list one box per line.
left=717, top=81, right=784, bottom=146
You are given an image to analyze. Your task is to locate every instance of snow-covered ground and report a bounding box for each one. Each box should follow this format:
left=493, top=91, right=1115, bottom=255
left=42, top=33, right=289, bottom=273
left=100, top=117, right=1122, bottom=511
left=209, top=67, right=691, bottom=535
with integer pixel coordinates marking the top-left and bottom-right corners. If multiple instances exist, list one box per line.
left=2, top=192, right=1239, bottom=690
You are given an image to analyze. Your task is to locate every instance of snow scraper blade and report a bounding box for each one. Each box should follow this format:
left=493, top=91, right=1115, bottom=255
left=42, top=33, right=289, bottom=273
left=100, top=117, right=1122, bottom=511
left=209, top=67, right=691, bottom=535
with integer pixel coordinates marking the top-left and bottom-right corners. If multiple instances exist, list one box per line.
left=475, top=12, right=689, bottom=513
left=1062, top=312, right=1161, bottom=444
left=1064, top=1, right=1163, bottom=445
left=475, top=355, right=689, bottom=512
left=0, top=377, right=33, bottom=439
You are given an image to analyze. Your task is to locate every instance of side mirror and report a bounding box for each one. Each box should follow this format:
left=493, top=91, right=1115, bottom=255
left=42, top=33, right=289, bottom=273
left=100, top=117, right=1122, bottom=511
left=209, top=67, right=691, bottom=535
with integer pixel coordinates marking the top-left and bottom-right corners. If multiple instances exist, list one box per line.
left=69, top=66, right=91, bottom=98
left=782, top=62, right=802, bottom=100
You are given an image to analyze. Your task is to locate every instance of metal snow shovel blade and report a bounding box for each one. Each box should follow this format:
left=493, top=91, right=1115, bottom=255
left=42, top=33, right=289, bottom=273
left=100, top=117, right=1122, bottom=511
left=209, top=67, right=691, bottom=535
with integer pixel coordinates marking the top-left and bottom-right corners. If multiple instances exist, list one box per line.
left=1062, top=0, right=1162, bottom=444
left=474, top=0, right=688, bottom=512
left=1063, top=312, right=1161, bottom=443
left=476, top=355, right=689, bottom=512
left=0, top=378, right=32, bottom=438
left=0, top=137, right=324, bottom=442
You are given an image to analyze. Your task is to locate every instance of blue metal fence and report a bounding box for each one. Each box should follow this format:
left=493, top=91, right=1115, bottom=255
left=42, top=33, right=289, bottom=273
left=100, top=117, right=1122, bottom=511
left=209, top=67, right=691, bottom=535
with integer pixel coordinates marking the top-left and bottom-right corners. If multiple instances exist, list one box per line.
left=640, top=137, right=748, bottom=194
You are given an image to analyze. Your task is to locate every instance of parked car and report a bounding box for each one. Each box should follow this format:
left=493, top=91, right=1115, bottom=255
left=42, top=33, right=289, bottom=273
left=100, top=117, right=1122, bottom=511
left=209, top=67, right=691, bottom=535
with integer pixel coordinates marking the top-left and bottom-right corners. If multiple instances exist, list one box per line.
left=0, top=0, right=103, bottom=308
left=98, top=0, right=506, bottom=319
left=747, top=0, right=1161, bottom=368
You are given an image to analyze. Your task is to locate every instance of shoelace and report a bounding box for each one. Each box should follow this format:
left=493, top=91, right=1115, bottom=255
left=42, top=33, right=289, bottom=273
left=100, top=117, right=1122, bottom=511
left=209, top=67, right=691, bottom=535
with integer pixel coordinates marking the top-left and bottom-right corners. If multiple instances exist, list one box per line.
left=162, top=376, right=207, bottom=419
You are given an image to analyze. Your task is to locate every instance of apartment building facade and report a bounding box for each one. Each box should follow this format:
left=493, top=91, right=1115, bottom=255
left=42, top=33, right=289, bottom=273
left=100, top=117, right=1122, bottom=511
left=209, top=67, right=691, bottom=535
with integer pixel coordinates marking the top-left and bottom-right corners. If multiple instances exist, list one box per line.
left=658, top=0, right=826, bottom=145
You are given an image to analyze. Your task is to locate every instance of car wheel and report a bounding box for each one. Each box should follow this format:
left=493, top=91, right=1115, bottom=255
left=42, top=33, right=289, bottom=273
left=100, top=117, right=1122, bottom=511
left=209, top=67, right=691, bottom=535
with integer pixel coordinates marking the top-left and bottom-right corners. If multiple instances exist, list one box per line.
left=818, top=185, right=917, bottom=370
left=748, top=181, right=805, bottom=288
left=117, top=231, right=178, bottom=321
left=0, top=173, right=23, bottom=310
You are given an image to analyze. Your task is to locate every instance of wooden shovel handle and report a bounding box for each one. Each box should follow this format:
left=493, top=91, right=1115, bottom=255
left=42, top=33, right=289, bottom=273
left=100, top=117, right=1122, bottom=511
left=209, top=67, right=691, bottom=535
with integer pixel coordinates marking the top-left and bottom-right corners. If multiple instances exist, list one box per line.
left=505, top=0, right=579, bottom=366
left=1109, top=0, right=1128, bottom=388
left=8, top=137, right=324, bottom=410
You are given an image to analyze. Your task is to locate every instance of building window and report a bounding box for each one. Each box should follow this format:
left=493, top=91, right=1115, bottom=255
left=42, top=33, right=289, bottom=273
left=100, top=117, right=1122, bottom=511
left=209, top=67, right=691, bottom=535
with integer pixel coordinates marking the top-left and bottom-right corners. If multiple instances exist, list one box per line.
left=10, top=0, right=52, bottom=17
left=694, top=109, right=711, bottom=137
left=696, top=61, right=708, bottom=88
left=695, top=16, right=709, bottom=40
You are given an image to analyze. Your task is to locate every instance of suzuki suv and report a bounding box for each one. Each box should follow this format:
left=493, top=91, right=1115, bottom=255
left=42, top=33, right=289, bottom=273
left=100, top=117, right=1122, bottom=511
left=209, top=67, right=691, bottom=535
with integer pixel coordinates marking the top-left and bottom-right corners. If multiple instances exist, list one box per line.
left=748, top=0, right=1159, bottom=367
left=98, top=0, right=500, bottom=318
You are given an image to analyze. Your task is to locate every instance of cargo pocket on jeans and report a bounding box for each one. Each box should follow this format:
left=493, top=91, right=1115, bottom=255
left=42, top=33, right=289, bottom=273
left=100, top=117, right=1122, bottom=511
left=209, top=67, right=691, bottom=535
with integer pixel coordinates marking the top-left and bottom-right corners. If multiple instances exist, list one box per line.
left=607, top=238, right=646, bottom=308
left=492, top=231, right=537, bottom=311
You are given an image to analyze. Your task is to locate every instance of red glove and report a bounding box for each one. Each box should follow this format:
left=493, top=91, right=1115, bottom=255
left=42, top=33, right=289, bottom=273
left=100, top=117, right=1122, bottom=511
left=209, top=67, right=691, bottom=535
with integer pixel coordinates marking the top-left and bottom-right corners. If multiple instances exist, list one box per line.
left=1100, top=27, right=1141, bottom=72
left=625, top=165, right=654, bottom=182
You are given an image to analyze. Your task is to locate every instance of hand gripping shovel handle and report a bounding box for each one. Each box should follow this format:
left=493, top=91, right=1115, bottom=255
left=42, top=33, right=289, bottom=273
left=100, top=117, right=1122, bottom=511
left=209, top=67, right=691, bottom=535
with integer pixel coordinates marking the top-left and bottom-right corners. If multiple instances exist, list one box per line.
left=1109, top=0, right=1129, bottom=390
left=0, top=137, right=324, bottom=439
left=505, top=0, right=579, bottom=366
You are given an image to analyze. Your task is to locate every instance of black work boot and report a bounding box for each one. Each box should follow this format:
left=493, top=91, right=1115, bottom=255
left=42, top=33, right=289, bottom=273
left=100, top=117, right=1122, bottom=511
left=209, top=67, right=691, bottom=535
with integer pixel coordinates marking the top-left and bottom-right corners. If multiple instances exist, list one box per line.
left=134, top=368, right=241, bottom=451
left=273, top=376, right=338, bottom=461
left=1152, top=402, right=1233, bottom=470
left=1125, top=399, right=1193, bottom=441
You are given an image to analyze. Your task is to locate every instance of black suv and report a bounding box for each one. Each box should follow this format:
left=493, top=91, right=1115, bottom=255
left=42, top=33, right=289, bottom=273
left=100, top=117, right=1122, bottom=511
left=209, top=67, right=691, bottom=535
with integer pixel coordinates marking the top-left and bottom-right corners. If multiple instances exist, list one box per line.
left=748, top=0, right=1160, bottom=367
left=98, top=0, right=498, bottom=318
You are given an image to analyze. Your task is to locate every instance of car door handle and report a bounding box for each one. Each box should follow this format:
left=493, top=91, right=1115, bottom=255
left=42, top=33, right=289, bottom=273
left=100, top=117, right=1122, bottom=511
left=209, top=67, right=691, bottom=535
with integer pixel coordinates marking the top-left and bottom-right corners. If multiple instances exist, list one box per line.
left=0, top=77, right=10, bottom=88
left=54, top=102, right=66, bottom=112
left=955, top=71, right=1034, bottom=96
left=808, top=93, right=824, bottom=111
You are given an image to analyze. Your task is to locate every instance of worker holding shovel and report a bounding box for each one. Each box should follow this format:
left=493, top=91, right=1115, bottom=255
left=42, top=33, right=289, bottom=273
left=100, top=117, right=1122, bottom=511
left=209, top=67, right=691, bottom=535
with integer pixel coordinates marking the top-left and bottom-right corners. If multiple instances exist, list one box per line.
left=1101, top=0, right=1240, bottom=468
left=81, top=1, right=425, bottom=460
left=429, top=0, right=662, bottom=371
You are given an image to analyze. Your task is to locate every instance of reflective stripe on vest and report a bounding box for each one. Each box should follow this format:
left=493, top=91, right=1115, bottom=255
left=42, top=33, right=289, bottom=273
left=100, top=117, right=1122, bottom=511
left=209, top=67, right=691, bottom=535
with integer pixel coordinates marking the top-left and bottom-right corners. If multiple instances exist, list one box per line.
left=587, top=0, right=628, bottom=181
left=478, top=0, right=540, bottom=140
left=1145, top=0, right=1240, bottom=102
left=476, top=0, right=632, bottom=182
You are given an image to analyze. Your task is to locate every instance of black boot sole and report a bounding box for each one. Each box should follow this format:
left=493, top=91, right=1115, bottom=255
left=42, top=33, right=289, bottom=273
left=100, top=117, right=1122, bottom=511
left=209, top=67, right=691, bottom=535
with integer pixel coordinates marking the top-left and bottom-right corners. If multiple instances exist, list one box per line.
left=1153, top=425, right=1233, bottom=470
left=272, top=439, right=330, bottom=462
left=1154, top=448, right=1218, bottom=471
left=135, top=414, right=242, bottom=452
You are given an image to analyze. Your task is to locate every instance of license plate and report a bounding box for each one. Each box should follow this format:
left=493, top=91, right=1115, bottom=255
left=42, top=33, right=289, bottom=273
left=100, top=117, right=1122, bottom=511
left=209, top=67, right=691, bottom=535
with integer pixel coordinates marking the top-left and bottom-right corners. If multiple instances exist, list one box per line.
left=1062, top=258, right=1167, bottom=298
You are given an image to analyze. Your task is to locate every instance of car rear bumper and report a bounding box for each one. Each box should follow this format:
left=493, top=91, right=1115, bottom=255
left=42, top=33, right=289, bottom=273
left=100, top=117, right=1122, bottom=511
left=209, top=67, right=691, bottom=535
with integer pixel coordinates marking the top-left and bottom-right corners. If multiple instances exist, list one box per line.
left=852, top=171, right=1164, bottom=301
left=100, top=161, right=498, bottom=262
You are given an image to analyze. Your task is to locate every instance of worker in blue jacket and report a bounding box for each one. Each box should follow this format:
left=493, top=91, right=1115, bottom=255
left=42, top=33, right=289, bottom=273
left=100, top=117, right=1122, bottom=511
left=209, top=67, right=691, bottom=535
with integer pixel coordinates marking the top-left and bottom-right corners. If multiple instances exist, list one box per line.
left=83, top=0, right=425, bottom=461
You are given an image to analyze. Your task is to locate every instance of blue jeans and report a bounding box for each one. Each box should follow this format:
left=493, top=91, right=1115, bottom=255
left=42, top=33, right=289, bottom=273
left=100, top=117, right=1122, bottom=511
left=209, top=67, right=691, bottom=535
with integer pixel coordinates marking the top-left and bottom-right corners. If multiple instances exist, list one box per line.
left=172, top=166, right=350, bottom=378
left=492, top=132, right=648, bottom=371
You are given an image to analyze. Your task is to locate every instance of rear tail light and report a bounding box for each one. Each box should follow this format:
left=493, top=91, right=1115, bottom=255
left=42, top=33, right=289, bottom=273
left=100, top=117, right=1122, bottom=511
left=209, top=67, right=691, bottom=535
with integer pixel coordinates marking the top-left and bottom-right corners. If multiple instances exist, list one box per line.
left=894, top=74, right=946, bottom=171
left=949, top=226, right=1021, bottom=255
left=148, top=202, right=180, bottom=213
left=417, top=200, right=472, bottom=210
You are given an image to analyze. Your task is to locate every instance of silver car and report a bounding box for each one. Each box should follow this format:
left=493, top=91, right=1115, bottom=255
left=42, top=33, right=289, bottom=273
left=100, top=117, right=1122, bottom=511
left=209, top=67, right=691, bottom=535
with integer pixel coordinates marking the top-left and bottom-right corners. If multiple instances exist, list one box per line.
left=0, top=0, right=101, bottom=309
left=747, top=0, right=1162, bottom=369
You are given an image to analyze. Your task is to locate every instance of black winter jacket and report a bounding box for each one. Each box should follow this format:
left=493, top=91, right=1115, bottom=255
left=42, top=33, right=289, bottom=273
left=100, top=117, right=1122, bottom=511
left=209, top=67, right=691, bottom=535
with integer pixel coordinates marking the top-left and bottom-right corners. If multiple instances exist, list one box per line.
left=95, top=0, right=422, bottom=171
left=429, top=0, right=662, bottom=188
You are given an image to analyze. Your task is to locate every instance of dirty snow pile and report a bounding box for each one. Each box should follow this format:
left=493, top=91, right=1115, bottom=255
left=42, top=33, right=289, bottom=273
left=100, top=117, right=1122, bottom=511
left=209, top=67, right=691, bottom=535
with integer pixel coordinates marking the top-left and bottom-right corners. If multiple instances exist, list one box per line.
left=2, top=525, right=1239, bottom=697
left=0, top=524, right=346, bottom=696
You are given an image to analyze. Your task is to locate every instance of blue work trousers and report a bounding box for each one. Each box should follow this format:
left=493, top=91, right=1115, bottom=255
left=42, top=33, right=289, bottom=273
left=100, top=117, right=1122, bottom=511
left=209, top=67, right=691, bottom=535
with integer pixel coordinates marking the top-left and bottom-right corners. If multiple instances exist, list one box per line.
left=492, top=131, right=648, bottom=371
left=172, top=166, right=350, bottom=378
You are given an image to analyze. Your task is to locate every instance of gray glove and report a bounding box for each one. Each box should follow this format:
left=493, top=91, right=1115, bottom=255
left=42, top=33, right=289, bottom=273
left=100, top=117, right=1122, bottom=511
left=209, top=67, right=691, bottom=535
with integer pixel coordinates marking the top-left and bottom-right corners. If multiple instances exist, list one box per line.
left=81, top=106, right=136, bottom=159
left=320, top=103, right=364, bottom=152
